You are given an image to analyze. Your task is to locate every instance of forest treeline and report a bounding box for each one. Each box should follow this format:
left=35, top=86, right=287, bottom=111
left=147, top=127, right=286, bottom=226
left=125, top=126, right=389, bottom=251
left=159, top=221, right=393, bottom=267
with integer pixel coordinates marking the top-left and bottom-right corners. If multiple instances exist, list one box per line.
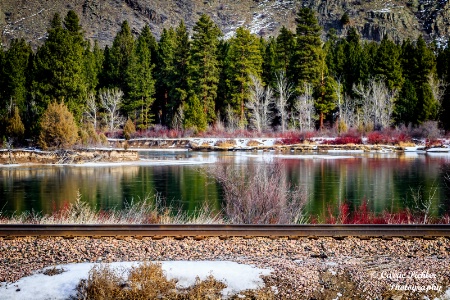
left=1, top=8, right=450, bottom=148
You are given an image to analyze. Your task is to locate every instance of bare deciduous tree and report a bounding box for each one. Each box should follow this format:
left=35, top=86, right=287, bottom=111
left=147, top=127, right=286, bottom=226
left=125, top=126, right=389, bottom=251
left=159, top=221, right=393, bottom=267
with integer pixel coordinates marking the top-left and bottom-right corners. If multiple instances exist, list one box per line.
left=99, top=88, right=125, bottom=131
left=226, top=104, right=240, bottom=132
left=353, top=79, right=396, bottom=131
left=275, top=71, right=294, bottom=132
left=340, top=94, right=358, bottom=129
left=246, top=75, right=274, bottom=132
left=84, top=92, right=99, bottom=130
left=353, top=82, right=373, bottom=131
left=428, top=74, right=447, bottom=106
left=294, top=82, right=315, bottom=131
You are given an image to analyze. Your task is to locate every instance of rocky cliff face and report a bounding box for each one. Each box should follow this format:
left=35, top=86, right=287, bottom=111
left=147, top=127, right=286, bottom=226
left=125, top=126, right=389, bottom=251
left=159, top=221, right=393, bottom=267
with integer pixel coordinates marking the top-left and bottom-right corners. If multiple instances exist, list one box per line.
left=1, top=0, right=449, bottom=49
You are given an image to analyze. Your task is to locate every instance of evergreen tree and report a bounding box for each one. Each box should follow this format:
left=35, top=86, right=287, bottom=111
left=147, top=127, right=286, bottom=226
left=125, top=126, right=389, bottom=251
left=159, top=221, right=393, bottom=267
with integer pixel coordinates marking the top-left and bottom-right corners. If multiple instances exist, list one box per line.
left=436, top=45, right=450, bottom=130
left=188, top=15, right=221, bottom=124
left=290, top=8, right=323, bottom=90
left=32, top=12, right=87, bottom=120
left=1, top=38, right=32, bottom=115
left=184, top=94, right=207, bottom=131
left=154, top=27, right=176, bottom=125
left=102, top=21, right=134, bottom=92
left=315, top=64, right=337, bottom=129
left=394, top=79, right=418, bottom=125
left=83, top=40, right=103, bottom=93
left=226, top=27, right=263, bottom=126
left=216, top=39, right=231, bottom=118
left=126, top=25, right=156, bottom=129
left=262, top=37, right=278, bottom=88
left=374, top=36, right=403, bottom=91
left=276, top=26, right=295, bottom=78
left=342, top=28, right=369, bottom=95
left=167, top=21, right=190, bottom=126
left=399, top=36, right=437, bottom=124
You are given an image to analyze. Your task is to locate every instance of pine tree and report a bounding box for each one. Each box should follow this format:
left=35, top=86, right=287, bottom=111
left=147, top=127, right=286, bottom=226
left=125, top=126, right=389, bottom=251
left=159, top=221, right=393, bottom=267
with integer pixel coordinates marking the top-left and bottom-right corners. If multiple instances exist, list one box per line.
left=342, top=28, right=369, bottom=95
left=399, top=36, right=437, bottom=124
left=262, top=37, right=278, bottom=89
left=167, top=21, right=190, bottom=126
left=290, top=8, right=323, bottom=90
left=315, top=64, right=337, bottom=129
left=102, top=21, right=135, bottom=91
left=83, top=40, right=103, bottom=93
left=436, top=45, right=450, bottom=130
left=32, top=12, right=87, bottom=120
left=394, top=79, right=418, bottom=125
left=1, top=38, right=32, bottom=115
left=184, top=94, right=207, bottom=131
left=374, top=36, right=403, bottom=91
left=126, top=25, right=156, bottom=129
left=226, top=27, right=263, bottom=126
left=215, top=39, right=231, bottom=118
left=188, top=15, right=221, bottom=124
left=154, top=27, right=176, bottom=125
left=276, top=26, right=295, bottom=78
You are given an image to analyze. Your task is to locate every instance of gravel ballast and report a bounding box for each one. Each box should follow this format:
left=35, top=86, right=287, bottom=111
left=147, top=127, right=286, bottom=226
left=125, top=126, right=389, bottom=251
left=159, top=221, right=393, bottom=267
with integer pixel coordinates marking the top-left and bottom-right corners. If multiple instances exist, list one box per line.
left=1, top=236, right=449, bottom=299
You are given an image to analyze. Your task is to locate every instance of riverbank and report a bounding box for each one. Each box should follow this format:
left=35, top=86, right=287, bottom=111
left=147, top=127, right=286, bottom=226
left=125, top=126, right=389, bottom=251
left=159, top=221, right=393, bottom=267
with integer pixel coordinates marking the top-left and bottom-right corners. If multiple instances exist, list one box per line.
left=0, top=149, right=139, bottom=165
left=109, top=137, right=448, bottom=153
left=1, top=236, right=449, bottom=299
left=0, top=136, right=448, bottom=166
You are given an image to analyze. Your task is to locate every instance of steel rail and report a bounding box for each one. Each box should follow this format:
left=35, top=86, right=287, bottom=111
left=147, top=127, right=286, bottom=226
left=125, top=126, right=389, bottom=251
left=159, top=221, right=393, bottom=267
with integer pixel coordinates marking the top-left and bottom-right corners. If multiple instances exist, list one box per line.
left=0, top=224, right=450, bottom=238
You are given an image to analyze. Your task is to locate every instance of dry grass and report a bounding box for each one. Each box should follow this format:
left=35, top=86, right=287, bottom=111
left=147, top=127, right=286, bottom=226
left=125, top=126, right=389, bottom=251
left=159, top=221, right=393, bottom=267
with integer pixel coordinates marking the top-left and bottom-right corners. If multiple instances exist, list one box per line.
left=0, top=191, right=223, bottom=225
left=216, top=140, right=237, bottom=148
left=247, top=140, right=262, bottom=147
left=74, top=262, right=275, bottom=300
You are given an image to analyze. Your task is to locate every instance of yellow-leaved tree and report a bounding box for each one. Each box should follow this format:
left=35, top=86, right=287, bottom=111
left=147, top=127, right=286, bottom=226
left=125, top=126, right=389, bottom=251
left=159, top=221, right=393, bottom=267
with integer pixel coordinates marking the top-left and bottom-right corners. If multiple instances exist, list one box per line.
left=39, top=102, right=78, bottom=149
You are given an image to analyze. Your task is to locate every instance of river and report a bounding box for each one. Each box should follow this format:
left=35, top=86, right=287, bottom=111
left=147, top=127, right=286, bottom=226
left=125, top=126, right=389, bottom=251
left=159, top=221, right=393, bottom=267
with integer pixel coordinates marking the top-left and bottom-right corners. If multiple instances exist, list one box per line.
left=1, top=150, right=450, bottom=219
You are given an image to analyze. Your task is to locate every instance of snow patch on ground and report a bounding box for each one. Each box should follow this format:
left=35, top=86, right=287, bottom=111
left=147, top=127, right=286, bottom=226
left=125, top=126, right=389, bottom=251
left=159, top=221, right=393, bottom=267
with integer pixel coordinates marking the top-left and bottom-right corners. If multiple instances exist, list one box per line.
left=0, top=261, right=271, bottom=300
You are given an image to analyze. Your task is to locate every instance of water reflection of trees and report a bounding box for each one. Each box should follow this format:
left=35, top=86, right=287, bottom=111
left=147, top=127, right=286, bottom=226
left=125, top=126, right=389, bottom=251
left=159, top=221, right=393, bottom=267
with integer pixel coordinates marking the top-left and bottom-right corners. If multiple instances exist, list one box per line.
left=1, top=154, right=449, bottom=217
left=0, top=164, right=221, bottom=215
left=282, top=156, right=446, bottom=219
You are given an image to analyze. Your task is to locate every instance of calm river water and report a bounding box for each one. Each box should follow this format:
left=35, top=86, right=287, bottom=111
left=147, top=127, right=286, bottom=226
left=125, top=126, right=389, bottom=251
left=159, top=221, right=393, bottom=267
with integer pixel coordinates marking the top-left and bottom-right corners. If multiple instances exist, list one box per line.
left=1, top=151, right=450, bottom=218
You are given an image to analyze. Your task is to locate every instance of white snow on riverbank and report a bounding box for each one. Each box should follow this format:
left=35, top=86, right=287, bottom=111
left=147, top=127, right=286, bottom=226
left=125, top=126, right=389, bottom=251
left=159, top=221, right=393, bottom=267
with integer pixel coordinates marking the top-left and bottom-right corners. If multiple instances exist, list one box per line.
left=244, top=154, right=356, bottom=160
left=0, top=261, right=271, bottom=300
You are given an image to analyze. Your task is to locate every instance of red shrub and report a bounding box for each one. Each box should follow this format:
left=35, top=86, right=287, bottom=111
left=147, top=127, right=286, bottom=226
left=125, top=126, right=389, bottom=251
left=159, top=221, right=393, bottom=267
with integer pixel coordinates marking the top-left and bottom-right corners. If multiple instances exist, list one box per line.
left=367, top=131, right=388, bottom=145
left=278, top=131, right=303, bottom=145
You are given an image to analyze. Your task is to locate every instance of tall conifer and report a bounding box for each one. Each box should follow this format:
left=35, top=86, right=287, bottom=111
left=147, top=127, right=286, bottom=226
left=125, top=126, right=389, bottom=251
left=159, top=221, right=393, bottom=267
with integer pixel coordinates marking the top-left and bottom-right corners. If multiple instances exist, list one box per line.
left=32, top=12, right=87, bottom=120
left=290, top=8, right=323, bottom=90
left=126, top=25, right=156, bottom=128
left=188, top=15, right=221, bottom=124
left=226, top=27, right=263, bottom=126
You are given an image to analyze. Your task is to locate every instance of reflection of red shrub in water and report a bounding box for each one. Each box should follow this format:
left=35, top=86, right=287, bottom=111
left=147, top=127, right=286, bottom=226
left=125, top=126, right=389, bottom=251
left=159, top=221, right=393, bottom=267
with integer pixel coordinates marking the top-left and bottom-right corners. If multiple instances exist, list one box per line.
left=322, top=200, right=450, bottom=224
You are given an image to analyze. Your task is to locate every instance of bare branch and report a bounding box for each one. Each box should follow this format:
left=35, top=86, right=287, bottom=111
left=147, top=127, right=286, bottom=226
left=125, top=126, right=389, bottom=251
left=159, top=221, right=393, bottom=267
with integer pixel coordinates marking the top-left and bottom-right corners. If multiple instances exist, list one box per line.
left=275, top=71, right=294, bottom=132
left=99, top=88, right=124, bottom=131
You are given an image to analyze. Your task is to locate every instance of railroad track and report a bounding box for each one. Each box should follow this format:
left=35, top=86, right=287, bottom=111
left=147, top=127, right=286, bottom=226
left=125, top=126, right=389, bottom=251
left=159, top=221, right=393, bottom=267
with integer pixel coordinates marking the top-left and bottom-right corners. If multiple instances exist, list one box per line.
left=0, top=224, right=450, bottom=239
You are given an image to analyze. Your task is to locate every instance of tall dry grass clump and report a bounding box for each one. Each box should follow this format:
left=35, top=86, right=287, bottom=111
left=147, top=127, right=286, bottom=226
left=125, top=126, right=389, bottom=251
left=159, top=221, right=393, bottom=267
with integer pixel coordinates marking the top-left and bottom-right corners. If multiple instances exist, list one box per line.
left=207, top=162, right=307, bottom=224
left=75, top=262, right=275, bottom=299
